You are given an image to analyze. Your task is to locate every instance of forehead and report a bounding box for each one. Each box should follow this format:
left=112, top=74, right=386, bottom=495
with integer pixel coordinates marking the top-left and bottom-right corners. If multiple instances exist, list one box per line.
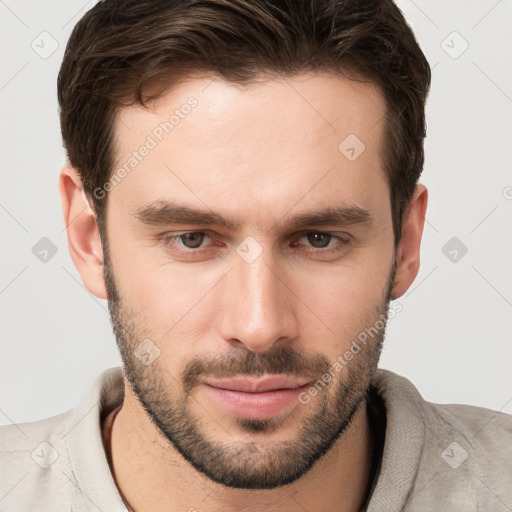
left=110, top=72, right=389, bottom=227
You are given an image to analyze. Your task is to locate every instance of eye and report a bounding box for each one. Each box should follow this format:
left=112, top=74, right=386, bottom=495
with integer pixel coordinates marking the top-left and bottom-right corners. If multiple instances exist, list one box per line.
left=303, top=232, right=335, bottom=248
left=159, top=231, right=215, bottom=252
left=296, top=232, right=349, bottom=252
left=177, top=232, right=208, bottom=249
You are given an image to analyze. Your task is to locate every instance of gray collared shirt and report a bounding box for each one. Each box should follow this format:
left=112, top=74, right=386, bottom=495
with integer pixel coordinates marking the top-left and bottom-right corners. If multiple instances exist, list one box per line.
left=1, top=367, right=511, bottom=511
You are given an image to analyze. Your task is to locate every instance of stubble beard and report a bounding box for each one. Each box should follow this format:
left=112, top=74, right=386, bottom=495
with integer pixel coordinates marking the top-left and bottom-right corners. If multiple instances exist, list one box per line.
left=103, top=243, right=393, bottom=489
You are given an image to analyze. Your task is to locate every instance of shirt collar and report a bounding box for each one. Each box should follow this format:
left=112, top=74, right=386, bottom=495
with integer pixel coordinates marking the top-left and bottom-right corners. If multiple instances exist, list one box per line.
left=65, top=367, right=126, bottom=511
left=366, top=369, right=427, bottom=511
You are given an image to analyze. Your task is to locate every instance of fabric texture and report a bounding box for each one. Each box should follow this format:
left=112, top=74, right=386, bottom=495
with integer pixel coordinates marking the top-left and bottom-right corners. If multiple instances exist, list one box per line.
left=1, top=367, right=511, bottom=511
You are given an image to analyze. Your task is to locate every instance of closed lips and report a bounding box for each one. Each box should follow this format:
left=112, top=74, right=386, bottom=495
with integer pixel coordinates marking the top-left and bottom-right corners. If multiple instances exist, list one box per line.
left=203, top=376, right=312, bottom=393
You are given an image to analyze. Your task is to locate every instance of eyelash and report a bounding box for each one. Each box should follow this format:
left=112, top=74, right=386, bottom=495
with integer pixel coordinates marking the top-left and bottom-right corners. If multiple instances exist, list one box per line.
left=158, top=230, right=350, bottom=256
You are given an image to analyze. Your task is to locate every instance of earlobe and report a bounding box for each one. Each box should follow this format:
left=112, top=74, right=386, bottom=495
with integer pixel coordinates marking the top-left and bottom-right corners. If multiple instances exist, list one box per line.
left=59, top=165, right=108, bottom=299
left=390, top=185, right=428, bottom=299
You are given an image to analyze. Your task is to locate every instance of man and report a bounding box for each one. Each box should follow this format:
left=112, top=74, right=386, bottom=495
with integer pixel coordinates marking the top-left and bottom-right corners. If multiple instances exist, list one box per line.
left=1, top=0, right=511, bottom=511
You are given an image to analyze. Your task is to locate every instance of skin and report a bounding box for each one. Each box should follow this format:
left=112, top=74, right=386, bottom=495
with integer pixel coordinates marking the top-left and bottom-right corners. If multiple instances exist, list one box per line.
left=60, top=72, right=427, bottom=512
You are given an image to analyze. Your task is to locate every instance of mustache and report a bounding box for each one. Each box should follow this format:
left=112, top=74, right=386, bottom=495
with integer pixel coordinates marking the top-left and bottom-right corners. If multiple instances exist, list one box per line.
left=181, top=346, right=332, bottom=394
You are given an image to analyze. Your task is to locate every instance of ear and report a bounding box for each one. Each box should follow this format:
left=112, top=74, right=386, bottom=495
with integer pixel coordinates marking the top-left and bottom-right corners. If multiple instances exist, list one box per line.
left=59, top=165, right=107, bottom=299
left=391, top=184, right=428, bottom=299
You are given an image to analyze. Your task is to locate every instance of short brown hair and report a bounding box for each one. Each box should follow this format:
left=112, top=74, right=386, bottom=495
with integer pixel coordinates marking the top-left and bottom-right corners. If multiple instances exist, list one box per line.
left=58, top=0, right=431, bottom=245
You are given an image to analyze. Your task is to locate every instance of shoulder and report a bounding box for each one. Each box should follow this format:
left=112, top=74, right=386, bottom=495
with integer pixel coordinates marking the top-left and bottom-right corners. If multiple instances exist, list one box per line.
left=0, top=367, right=124, bottom=511
left=426, top=400, right=512, bottom=449
left=369, top=369, right=512, bottom=511
left=0, top=409, right=77, bottom=511
left=0, top=408, right=74, bottom=450
left=417, top=398, right=512, bottom=510
left=372, top=368, right=512, bottom=448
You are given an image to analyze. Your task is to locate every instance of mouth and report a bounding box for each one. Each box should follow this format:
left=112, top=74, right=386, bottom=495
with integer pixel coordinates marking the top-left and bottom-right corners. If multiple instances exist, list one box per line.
left=200, top=375, right=312, bottom=420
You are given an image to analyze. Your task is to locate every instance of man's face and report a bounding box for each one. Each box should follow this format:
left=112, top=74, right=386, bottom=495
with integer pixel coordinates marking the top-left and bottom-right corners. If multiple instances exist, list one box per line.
left=103, top=72, right=396, bottom=489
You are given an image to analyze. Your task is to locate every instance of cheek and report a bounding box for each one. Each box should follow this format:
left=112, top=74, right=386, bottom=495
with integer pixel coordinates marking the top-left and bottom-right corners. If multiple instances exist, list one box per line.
left=113, top=252, right=225, bottom=343
left=291, top=262, right=390, bottom=354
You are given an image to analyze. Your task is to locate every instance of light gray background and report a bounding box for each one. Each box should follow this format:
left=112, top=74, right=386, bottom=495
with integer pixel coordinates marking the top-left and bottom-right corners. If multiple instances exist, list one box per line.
left=1, top=0, right=511, bottom=426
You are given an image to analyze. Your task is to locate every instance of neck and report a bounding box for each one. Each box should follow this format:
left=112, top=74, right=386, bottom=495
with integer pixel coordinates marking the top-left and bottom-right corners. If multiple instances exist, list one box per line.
left=108, top=382, right=373, bottom=512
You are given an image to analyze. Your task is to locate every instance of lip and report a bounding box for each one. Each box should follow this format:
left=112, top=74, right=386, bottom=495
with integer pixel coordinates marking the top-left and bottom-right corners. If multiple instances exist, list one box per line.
left=200, top=375, right=312, bottom=420
left=203, top=375, right=312, bottom=393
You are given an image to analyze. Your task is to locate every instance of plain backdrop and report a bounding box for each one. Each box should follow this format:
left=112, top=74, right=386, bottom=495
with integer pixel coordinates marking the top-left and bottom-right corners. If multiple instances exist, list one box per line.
left=1, top=0, right=511, bottom=426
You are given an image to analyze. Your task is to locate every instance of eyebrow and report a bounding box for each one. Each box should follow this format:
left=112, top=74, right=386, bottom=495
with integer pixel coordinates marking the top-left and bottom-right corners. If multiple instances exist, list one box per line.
left=133, top=199, right=373, bottom=232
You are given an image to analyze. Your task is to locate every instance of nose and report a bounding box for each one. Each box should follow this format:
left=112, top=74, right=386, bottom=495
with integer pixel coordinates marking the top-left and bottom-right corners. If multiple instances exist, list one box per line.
left=218, top=250, right=299, bottom=353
